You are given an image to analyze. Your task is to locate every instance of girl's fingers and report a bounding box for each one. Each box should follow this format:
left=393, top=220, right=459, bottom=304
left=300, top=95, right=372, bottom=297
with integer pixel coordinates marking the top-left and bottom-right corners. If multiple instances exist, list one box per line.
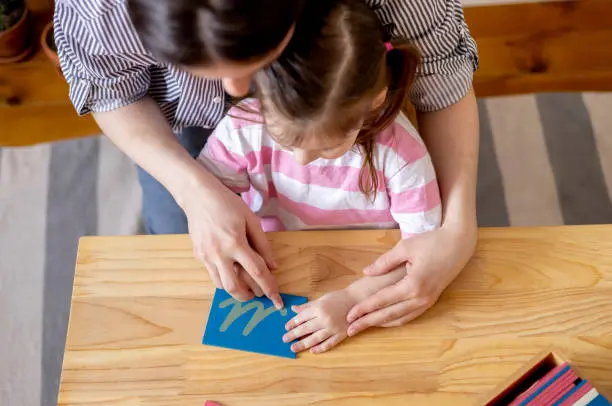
left=283, top=319, right=319, bottom=343
left=291, top=329, right=331, bottom=353
left=285, top=307, right=315, bottom=330
left=311, top=333, right=345, bottom=354
left=291, top=302, right=311, bottom=313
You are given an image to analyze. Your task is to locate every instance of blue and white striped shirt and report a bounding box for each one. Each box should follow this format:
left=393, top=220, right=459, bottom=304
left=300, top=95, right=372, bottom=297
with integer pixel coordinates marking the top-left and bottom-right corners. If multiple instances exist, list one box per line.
left=54, top=0, right=479, bottom=131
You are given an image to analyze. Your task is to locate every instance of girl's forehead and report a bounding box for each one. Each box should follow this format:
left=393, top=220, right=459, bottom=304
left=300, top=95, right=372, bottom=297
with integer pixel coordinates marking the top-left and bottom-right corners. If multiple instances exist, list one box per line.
left=261, top=96, right=371, bottom=148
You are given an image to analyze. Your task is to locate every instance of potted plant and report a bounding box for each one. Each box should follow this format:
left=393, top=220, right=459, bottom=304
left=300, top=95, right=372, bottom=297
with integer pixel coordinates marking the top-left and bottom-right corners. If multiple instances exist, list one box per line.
left=41, top=21, right=61, bottom=75
left=0, top=0, right=32, bottom=63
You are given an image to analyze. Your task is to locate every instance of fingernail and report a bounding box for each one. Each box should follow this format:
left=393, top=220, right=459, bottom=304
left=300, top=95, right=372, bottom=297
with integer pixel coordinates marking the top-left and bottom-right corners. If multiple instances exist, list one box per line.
left=282, top=336, right=289, bottom=343
left=291, top=345, right=297, bottom=352
left=347, top=313, right=355, bottom=323
left=347, top=327, right=356, bottom=337
left=274, top=295, right=284, bottom=309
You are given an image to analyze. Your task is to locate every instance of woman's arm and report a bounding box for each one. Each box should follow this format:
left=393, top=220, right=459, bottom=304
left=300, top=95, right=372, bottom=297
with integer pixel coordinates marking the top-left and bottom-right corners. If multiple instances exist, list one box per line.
left=93, top=98, right=283, bottom=308
left=346, top=89, right=479, bottom=335
left=419, top=89, right=479, bottom=237
left=54, top=2, right=282, bottom=307
left=94, top=97, right=211, bottom=209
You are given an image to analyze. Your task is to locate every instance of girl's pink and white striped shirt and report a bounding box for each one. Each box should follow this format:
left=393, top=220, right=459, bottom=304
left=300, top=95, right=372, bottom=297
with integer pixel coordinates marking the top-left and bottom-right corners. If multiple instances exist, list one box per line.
left=198, top=105, right=442, bottom=237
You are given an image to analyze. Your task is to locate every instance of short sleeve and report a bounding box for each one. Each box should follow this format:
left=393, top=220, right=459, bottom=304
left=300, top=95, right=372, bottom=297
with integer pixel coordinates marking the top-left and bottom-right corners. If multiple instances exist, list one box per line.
left=387, top=164, right=442, bottom=237
left=198, top=116, right=251, bottom=194
left=54, top=2, right=152, bottom=115
left=381, top=116, right=442, bottom=237
left=370, top=0, right=479, bottom=112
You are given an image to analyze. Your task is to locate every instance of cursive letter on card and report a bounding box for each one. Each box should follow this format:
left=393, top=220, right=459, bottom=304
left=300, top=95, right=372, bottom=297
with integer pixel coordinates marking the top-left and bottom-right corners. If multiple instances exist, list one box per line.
left=219, top=298, right=288, bottom=336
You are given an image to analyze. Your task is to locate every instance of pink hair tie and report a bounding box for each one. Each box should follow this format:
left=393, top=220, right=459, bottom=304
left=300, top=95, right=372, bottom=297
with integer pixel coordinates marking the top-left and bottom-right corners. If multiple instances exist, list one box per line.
left=385, top=42, right=393, bottom=52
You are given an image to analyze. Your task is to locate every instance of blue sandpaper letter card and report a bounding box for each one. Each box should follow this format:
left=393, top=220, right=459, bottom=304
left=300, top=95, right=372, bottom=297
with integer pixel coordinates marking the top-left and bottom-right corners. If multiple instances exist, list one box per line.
left=203, top=289, right=308, bottom=359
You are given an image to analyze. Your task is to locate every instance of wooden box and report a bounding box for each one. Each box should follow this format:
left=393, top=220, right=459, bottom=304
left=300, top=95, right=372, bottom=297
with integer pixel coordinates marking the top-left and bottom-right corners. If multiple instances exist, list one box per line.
left=481, top=350, right=570, bottom=405
left=480, top=349, right=611, bottom=406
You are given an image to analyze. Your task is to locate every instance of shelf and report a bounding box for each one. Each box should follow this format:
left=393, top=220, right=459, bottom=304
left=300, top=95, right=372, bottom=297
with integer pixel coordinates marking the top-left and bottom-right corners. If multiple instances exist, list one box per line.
left=2, top=1, right=612, bottom=146
left=0, top=7, right=99, bottom=147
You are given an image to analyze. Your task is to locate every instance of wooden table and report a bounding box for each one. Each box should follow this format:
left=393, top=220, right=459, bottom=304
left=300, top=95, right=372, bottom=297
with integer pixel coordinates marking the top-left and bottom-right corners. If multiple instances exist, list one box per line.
left=58, top=226, right=612, bottom=405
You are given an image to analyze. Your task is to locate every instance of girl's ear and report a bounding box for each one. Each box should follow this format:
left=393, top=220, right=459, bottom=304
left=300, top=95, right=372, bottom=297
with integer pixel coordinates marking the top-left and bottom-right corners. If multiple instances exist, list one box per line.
left=372, top=88, right=388, bottom=110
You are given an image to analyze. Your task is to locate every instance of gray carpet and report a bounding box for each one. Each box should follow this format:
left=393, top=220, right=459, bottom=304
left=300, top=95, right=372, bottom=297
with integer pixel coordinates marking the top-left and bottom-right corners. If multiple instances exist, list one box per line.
left=0, top=92, right=611, bottom=406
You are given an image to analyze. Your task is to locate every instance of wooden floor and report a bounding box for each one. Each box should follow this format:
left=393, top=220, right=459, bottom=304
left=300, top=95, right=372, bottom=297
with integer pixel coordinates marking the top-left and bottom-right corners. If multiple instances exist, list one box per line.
left=1, top=0, right=611, bottom=146
left=470, top=0, right=612, bottom=97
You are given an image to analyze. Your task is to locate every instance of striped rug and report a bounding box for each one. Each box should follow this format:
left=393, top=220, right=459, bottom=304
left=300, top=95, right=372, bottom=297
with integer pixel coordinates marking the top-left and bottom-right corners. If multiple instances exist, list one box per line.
left=1, top=92, right=611, bottom=406
left=477, top=93, right=612, bottom=226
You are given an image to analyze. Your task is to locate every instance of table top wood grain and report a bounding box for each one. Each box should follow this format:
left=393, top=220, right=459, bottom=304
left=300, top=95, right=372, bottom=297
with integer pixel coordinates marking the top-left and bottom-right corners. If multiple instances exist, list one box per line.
left=58, top=226, right=612, bottom=406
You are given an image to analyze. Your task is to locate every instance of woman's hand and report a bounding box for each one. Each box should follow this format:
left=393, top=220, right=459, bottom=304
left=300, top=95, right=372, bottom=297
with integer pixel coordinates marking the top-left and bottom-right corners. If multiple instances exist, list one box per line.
left=91, top=97, right=282, bottom=306
left=182, top=175, right=283, bottom=309
left=283, top=290, right=354, bottom=354
left=346, top=224, right=476, bottom=336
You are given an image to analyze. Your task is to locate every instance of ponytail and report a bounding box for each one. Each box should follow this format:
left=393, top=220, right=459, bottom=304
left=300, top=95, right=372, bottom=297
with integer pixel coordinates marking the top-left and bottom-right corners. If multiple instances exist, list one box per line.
left=355, top=42, right=421, bottom=201
left=364, top=42, right=420, bottom=138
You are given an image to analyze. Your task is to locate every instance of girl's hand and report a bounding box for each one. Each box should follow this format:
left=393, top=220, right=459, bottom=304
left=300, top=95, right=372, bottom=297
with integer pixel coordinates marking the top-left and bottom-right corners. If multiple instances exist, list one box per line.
left=283, top=290, right=355, bottom=354
left=182, top=176, right=283, bottom=308
left=346, top=224, right=476, bottom=335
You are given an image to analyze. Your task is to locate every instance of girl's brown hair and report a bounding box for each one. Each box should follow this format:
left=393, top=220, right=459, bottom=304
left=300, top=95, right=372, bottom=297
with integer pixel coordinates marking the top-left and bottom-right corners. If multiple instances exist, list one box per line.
left=254, top=0, right=420, bottom=200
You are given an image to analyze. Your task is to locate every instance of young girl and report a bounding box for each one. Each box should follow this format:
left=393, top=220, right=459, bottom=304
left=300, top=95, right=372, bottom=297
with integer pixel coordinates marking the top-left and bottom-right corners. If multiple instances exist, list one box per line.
left=198, top=0, right=441, bottom=354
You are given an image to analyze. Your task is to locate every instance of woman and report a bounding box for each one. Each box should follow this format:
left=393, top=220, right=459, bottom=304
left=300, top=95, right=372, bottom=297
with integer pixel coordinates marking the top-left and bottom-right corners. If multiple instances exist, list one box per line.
left=54, top=0, right=479, bottom=333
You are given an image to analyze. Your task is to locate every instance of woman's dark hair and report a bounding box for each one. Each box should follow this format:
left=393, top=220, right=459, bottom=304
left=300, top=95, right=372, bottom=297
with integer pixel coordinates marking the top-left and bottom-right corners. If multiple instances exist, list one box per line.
left=127, top=0, right=304, bottom=65
left=254, top=0, right=420, bottom=200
